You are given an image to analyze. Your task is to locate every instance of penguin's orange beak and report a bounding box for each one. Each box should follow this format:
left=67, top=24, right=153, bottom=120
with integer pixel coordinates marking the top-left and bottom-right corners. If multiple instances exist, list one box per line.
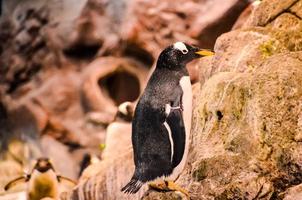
left=195, top=49, right=214, bottom=57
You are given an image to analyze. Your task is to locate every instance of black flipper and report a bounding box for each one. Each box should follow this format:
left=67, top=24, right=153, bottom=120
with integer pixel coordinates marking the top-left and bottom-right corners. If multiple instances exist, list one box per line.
left=4, top=174, right=30, bottom=191
left=57, top=175, right=77, bottom=186
left=166, top=108, right=185, bottom=168
left=165, top=88, right=186, bottom=168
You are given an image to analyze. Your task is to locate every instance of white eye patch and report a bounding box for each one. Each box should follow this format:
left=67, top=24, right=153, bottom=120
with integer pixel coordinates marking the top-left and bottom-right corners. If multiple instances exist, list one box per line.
left=173, top=42, right=188, bottom=54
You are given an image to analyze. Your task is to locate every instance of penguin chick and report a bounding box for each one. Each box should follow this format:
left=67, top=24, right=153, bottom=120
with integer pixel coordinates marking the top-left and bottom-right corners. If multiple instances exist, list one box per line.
left=114, top=101, right=134, bottom=123
left=102, top=102, right=134, bottom=160
left=121, top=42, right=214, bottom=194
left=4, top=157, right=76, bottom=200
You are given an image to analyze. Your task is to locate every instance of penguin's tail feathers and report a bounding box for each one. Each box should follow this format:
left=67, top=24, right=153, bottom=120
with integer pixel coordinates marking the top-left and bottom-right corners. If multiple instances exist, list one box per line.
left=121, top=177, right=144, bottom=194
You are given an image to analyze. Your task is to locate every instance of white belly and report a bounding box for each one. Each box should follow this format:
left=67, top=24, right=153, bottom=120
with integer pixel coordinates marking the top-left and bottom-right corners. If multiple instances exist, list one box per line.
left=169, top=76, right=192, bottom=180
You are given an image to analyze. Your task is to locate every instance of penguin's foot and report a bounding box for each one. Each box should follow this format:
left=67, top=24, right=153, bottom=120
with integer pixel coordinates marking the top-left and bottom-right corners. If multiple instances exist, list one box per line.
left=148, top=180, right=189, bottom=198
left=166, top=181, right=189, bottom=197
left=148, top=181, right=167, bottom=191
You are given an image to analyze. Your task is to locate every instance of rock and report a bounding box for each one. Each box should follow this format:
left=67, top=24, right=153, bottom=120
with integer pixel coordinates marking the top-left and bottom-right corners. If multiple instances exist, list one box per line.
left=0, top=5, right=51, bottom=94
left=32, top=72, right=82, bottom=118
left=0, top=192, right=27, bottom=200
left=244, top=0, right=300, bottom=27
left=232, top=1, right=261, bottom=30
left=86, top=112, right=115, bottom=126
left=283, top=184, right=302, bottom=200
left=40, top=135, right=79, bottom=180
left=200, top=7, right=302, bottom=84
left=102, top=121, right=132, bottom=160
left=7, top=102, right=45, bottom=140
left=127, top=0, right=249, bottom=54
left=290, top=0, right=302, bottom=18
left=40, top=198, right=55, bottom=200
left=64, top=111, right=150, bottom=200
left=192, top=0, right=250, bottom=48
left=180, top=52, right=302, bottom=199
left=9, top=101, right=49, bottom=135
left=64, top=0, right=249, bottom=63
left=67, top=151, right=147, bottom=200
left=0, top=160, right=24, bottom=193
left=81, top=57, right=148, bottom=115
left=142, top=190, right=186, bottom=200
left=269, top=13, right=301, bottom=30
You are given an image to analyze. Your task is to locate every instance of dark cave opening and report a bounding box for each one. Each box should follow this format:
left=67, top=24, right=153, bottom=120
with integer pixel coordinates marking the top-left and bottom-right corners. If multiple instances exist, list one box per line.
left=98, top=69, right=140, bottom=106
left=63, top=43, right=101, bottom=60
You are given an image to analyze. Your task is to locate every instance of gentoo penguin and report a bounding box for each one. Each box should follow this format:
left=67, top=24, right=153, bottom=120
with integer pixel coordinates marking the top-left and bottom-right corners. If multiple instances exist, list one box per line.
left=121, top=42, right=214, bottom=195
left=4, top=157, right=76, bottom=200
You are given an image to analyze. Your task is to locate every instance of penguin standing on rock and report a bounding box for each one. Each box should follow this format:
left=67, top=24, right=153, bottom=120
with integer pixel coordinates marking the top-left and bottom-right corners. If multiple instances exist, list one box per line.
left=121, top=42, right=214, bottom=196
left=4, top=158, right=76, bottom=200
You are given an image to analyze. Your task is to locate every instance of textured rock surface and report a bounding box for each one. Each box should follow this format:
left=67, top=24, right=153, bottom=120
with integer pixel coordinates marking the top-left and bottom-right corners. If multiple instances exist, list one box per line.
left=182, top=52, right=302, bottom=200
left=81, top=57, right=148, bottom=115
left=41, top=135, right=79, bottom=179
left=283, top=184, right=302, bottom=200
left=65, top=0, right=249, bottom=59
left=65, top=120, right=147, bottom=200
left=66, top=0, right=302, bottom=199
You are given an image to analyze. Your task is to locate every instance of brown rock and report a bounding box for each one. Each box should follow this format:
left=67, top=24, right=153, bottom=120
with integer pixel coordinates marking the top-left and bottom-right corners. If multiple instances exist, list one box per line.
left=23, top=101, right=48, bottom=133
left=0, top=192, right=27, bottom=200
left=142, top=190, right=186, bottom=200
left=102, top=122, right=132, bottom=160
left=244, top=0, right=300, bottom=27
left=199, top=22, right=302, bottom=85
left=125, top=0, right=249, bottom=56
left=232, top=1, right=261, bottom=30
left=269, top=13, right=301, bottom=30
left=0, top=160, right=24, bottom=193
left=81, top=57, right=148, bottom=115
left=64, top=0, right=249, bottom=63
left=41, top=135, right=79, bottom=179
left=289, top=0, right=302, bottom=18
left=69, top=151, right=146, bottom=200
left=283, top=184, right=302, bottom=200
left=86, top=112, right=115, bottom=126
left=180, top=52, right=302, bottom=199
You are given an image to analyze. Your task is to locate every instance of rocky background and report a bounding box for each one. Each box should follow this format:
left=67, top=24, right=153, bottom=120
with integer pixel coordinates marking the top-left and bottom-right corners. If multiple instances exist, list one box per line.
left=0, top=0, right=301, bottom=199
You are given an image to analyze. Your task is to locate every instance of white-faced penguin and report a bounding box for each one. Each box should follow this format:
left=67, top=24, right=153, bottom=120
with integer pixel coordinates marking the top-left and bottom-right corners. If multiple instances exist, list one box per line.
left=4, top=157, right=76, bottom=200
left=121, top=42, right=214, bottom=196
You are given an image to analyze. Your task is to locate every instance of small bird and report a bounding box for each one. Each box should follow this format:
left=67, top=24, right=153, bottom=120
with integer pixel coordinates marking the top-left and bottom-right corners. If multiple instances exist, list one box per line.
left=121, top=42, right=214, bottom=195
left=4, top=157, right=76, bottom=200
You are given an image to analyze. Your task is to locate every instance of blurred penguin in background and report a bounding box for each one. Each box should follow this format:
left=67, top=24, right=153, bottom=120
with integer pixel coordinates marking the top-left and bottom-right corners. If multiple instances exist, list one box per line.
left=102, top=101, right=134, bottom=160
left=4, top=158, right=76, bottom=200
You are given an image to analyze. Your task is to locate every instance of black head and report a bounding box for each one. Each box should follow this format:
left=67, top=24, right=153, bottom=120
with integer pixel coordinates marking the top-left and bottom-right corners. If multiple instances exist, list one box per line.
left=157, top=42, right=214, bottom=69
left=33, top=157, right=55, bottom=173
